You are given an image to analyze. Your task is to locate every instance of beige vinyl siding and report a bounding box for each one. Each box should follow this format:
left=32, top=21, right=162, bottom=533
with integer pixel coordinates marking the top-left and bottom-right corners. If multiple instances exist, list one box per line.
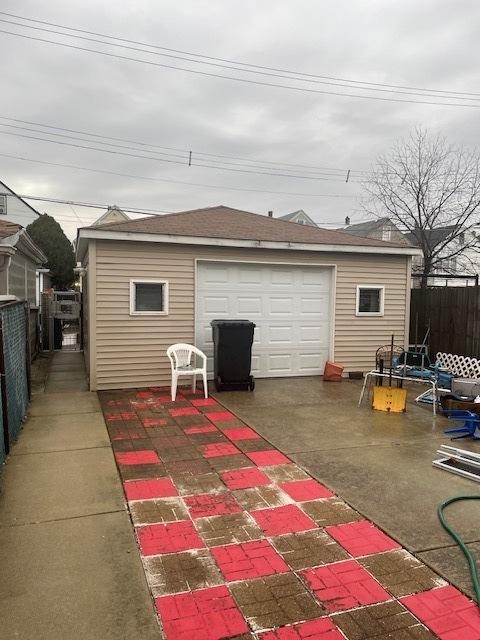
left=92, top=240, right=409, bottom=390
left=9, top=252, right=37, bottom=305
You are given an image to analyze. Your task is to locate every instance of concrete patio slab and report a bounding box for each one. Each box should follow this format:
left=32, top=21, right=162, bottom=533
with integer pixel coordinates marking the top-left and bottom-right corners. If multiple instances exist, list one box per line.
left=12, top=412, right=110, bottom=454
left=0, top=511, right=161, bottom=640
left=215, top=376, right=480, bottom=597
left=29, top=391, right=101, bottom=416
left=0, top=447, right=124, bottom=525
left=418, top=542, right=480, bottom=599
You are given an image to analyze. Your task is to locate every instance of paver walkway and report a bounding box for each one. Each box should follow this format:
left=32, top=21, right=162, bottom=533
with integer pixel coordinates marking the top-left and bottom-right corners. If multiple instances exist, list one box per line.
left=99, top=386, right=480, bottom=640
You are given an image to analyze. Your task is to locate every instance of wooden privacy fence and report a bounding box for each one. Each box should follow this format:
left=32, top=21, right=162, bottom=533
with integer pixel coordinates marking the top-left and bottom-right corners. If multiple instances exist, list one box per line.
left=410, top=286, right=480, bottom=359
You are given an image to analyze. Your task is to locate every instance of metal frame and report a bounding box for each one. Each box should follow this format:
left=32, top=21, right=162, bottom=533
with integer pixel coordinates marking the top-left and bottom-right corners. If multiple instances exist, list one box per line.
left=358, top=370, right=440, bottom=415
left=433, top=445, right=480, bottom=482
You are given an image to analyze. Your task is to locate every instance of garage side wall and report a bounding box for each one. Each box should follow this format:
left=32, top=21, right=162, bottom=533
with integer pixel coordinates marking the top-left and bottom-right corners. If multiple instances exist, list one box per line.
left=92, top=240, right=409, bottom=390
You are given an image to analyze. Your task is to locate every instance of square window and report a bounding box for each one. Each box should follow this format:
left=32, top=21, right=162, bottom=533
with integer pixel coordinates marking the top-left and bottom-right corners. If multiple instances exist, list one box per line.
left=356, top=286, right=384, bottom=316
left=130, top=280, right=168, bottom=315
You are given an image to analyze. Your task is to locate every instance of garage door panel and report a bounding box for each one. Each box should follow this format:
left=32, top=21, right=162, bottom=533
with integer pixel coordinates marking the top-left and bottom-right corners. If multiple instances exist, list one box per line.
left=238, top=296, right=262, bottom=315
left=196, top=262, right=332, bottom=378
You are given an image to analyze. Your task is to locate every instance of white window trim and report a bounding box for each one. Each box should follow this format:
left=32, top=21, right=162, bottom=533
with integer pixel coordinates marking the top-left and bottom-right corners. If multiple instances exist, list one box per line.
left=356, top=285, right=385, bottom=317
left=129, top=279, right=169, bottom=316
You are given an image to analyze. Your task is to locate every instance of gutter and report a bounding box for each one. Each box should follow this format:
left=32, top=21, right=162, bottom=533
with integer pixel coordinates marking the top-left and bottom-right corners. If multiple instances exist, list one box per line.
left=76, top=228, right=422, bottom=262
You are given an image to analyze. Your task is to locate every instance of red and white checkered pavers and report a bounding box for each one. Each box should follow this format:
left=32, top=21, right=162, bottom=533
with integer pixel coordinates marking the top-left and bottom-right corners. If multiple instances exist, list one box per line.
left=99, top=386, right=480, bottom=640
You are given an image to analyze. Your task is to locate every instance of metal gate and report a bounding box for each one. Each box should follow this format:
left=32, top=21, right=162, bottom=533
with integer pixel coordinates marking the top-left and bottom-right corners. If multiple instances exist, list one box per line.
left=0, top=300, right=30, bottom=462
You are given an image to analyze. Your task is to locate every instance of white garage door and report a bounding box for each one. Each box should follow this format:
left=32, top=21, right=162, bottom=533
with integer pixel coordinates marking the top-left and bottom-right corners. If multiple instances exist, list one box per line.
left=196, top=262, right=332, bottom=378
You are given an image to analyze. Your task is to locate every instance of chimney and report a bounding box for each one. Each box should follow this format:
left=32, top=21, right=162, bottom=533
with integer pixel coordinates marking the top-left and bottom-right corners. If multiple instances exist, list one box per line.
left=268, top=210, right=273, bottom=218
left=345, top=216, right=351, bottom=226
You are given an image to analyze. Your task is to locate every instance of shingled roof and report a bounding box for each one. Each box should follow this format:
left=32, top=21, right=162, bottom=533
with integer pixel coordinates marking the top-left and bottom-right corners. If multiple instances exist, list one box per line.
left=0, top=220, right=22, bottom=239
left=87, top=205, right=408, bottom=248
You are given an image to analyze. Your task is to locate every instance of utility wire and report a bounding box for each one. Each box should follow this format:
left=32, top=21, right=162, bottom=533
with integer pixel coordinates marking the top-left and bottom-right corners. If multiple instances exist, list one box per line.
left=0, top=122, right=358, bottom=179
left=1, top=28, right=478, bottom=109
left=0, top=115, right=367, bottom=175
left=2, top=10, right=480, bottom=99
left=0, top=128, right=359, bottom=182
left=2, top=17, right=479, bottom=103
left=0, top=152, right=360, bottom=198
left=14, top=193, right=355, bottom=228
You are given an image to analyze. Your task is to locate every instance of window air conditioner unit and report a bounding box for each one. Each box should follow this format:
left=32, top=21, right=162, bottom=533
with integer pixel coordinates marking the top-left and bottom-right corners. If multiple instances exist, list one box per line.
left=0, top=195, right=6, bottom=215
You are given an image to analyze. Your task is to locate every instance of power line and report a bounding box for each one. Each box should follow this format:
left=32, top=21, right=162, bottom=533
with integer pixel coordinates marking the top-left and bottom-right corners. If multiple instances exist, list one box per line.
left=0, top=152, right=360, bottom=198
left=0, top=128, right=358, bottom=182
left=0, top=115, right=367, bottom=175
left=1, top=28, right=479, bottom=109
left=0, top=122, right=358, bottom=179
left=13, top=193, right=355, bottom=228
left=2, top=11, right=480, bottom=100
left=0, top=116, right=367, bottom=175
left=2, top=17, right=480, bottom=104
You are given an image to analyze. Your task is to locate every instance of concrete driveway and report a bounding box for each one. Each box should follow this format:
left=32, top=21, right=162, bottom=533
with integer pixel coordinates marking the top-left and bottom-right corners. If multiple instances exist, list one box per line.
left=216, top=376, right=480, bottom=597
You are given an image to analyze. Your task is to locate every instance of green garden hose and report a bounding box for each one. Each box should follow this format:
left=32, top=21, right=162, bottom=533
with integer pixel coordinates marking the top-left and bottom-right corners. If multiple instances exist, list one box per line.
left=437, top=495, right=480, bottom=606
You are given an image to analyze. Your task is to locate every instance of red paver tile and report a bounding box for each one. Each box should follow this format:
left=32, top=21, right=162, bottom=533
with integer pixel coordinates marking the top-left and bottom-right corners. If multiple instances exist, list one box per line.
left=105, top=412, right=138, bottom=422
left=301, top=559, right=391, bottom=613
left=185, top=492, right=242, bottom=518
left=206, top=411, right=237, bottom=423
left=115, top=450, right=160, bottom=465
left=326, top=520, right=401, bottom=557
left=401, top=585, right=480, bottom=639
left=223, top=427, right=261, bottom=441
left=184, top=424, right=218, bottom=434
left=280, top=479, right=334, bottom=502
left=259, top=617, right=344, bottom=640
left=130, top=401, right=150, bottom=410
left=246, top=450, right=291, bottom=466
left=142, top=417, right=168, bottom=428
left=251, top=504, right=317, bottom=536
left=137, top=390, right=155, bottom=399
left=110, top=430, right=144, bottom=441
left=191, top=397, right=218, bottom=407
left=123, top=478, right=178, bottom=501
left=212, top=539, right=289, bottom=581
left=169, top=407, right=201, bottom=417
left=158, top=394, right=174, bottom=402
left=136, top=520, right=204, bottom=556
left=200, top=443, right=241, bottom=458
left=221, top=467, right=272, bottom=490
left=156, top=585, right=249, bottom=640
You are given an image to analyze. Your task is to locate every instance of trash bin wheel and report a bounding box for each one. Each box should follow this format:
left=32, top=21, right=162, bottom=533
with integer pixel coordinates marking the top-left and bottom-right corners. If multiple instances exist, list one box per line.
left=249, top=378, right=255, bottom=391
left=215, top=376, right=222, bottom=392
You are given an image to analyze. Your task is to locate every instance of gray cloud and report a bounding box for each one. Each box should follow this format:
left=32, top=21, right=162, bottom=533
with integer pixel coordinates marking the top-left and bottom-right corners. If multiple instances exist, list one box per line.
left=1, top=0, right=479, bottom=238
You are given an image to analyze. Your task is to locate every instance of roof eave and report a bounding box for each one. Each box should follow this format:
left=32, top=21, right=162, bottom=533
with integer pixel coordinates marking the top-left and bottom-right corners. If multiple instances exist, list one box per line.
left=77, top=227, right=422, bottom=257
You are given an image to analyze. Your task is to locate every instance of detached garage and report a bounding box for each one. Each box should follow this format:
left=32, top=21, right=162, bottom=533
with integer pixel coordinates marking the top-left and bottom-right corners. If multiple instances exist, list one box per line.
left=76, top=206, right=419, bottom=391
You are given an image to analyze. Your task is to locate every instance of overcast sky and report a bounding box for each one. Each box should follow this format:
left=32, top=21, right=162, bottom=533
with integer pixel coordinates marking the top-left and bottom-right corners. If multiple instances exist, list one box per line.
left=1, top=0, right=479, bottom=238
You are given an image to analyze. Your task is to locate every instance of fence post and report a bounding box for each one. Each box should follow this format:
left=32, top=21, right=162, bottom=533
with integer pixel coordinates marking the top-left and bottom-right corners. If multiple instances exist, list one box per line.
left=24, top=302, right=31, bottom=401
left=0, top=315, right=10, bottom=455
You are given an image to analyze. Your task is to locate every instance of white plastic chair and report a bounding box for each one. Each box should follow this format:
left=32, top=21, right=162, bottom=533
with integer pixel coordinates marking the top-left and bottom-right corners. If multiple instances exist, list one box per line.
left=166, top=343, right=208, bottom=401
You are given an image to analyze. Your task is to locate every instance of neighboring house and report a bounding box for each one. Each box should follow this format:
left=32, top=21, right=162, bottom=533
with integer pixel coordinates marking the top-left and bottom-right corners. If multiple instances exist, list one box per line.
left=0, top=221, right=47, bottom=306
left=77, top=205, right=419, bottom=391
left=92, top=205, right=130, bottom=226
left=340, top=218, right=410, bottom=245
left=405, top=225, right=479, bottom=286
left=279, top=210, right=318, bottom=226
left=0, top=180, right=41, bottom=227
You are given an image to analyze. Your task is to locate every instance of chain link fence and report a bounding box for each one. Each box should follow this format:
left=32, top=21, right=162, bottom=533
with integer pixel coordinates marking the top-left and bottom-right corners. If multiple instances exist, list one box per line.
left=0, top=301, right=30, bottom=465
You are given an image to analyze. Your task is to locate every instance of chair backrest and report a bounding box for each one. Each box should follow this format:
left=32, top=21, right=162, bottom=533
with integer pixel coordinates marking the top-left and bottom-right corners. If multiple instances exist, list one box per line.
left=398, top=351, right=431, bottom=369
left=166, top=343, right=206, bottom=369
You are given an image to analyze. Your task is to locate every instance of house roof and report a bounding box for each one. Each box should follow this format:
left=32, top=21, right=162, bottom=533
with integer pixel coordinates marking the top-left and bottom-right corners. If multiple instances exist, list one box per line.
left=0, top=220, right=47, bottom=264
left=82, top=205, right=408, bottom=248
left=340, top=217, right=392, bottom=236
left=279, top=210, right=317, bottom=226
left=0, top=220, right=22, bottom=239
left=405, top=225, right=457, bottom=248
left=92, top=205, right=130, bottom=227
left=0, top=180, right=42, bottom=218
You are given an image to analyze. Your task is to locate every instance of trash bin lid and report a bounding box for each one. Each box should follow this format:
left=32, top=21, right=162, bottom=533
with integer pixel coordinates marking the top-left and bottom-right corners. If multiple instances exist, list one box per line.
left=210, top=319, right=256, bottom=328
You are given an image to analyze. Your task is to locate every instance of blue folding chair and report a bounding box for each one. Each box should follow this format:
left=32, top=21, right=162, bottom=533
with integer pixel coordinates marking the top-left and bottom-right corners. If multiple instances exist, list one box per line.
left=443, top=410, right=480, bottom=440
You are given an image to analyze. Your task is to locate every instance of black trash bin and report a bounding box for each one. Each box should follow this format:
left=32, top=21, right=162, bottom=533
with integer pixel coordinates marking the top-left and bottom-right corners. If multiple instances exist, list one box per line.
left=210, top=319, right=256, bottom=392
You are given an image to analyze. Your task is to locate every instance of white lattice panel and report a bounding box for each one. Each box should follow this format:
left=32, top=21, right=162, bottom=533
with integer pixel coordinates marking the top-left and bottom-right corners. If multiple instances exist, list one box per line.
left=436, top=352, right=480, bottom=379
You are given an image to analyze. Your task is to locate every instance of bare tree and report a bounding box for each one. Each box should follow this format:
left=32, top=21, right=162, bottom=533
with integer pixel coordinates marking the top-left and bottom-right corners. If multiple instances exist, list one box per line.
left=363, top=128, right=480, bottom=288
